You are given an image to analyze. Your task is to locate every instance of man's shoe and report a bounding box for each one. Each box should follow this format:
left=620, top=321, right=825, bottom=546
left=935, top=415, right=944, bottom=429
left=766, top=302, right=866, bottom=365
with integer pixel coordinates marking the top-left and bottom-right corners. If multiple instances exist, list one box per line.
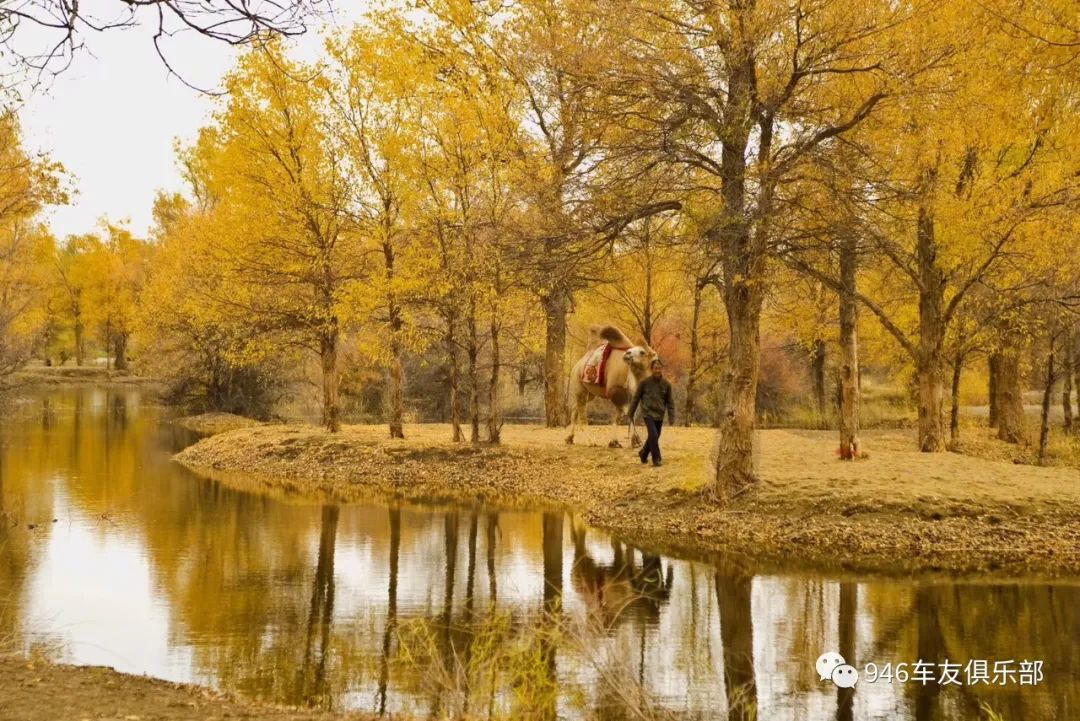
left=652, top=461, right=663, bottom=467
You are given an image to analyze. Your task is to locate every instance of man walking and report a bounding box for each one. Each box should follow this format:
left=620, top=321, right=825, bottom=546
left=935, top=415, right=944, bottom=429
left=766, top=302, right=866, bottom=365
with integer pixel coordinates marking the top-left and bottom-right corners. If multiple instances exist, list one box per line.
left=629, top=359, right=675, bottom=467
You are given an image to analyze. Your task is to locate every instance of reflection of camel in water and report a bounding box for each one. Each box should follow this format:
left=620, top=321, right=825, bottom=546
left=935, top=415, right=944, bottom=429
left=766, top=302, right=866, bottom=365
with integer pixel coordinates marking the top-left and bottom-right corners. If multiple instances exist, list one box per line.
left=569, top=521, right=673, bottom=629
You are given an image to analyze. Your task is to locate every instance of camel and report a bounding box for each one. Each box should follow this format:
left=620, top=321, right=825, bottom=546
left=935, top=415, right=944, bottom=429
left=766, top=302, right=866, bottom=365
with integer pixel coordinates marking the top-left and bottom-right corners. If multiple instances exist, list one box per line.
left=565, top=325, right=656, bottom=447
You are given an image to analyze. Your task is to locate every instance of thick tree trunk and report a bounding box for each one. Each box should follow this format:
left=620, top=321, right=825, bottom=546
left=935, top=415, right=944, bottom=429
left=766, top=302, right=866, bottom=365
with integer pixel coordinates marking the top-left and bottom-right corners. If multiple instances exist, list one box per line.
left=487, top=310, right=501, bottom=444
left=320, top=327, right=341, bottom=433
left=685, top=280, right=703, bottom=427
left=541, top=291, right=569, bottom=427
left=837, top=233, right=860, bottom=460
left=996, top=347, right=1026, bottom=444
left=113, top=333, right=128, bottom=372
left=467, top=299, right=480, bottom=443
left=949, top=350, right=965, bottom=445
left=917, top=354, right=947, bottom=452
left=712, top=32, right=764, bottom=501
left=444, top=312, right=463, bottom=442
left=988, top=353, right=1000, bottom=428
left=384, top=242, right=405, bottom=439
left=916, top=206, right=947, bottom=452
left=1039, top=344, right=1055, bottom=464
left=713, top=283, right=762, bottom=501
left=1063, top=339, right=1074, bottom=432
left=811, top=338, right=827, bottom=422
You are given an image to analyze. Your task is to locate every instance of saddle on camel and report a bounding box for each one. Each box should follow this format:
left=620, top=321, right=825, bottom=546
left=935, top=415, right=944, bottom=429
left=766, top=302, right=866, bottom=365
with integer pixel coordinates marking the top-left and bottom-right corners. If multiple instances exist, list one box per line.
left=566, top=325, right=656, bottom=447
left=581, top=337, right=631, bottom=392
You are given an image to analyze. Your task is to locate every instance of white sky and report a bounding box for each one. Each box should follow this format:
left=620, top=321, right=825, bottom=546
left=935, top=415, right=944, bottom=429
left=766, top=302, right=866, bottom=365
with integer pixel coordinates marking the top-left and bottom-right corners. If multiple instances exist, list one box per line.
left=16, top=4, right=364, bottom=240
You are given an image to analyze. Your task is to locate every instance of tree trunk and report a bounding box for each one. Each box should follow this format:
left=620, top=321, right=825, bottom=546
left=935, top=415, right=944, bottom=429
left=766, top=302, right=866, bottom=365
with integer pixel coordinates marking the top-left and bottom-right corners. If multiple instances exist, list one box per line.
left=1063, top=338, right=1074, bottom=432
left=1039, top=343, right=1054, bottom=464
left=541, top=291, right=569, bottom=427
left=949, top=350, right=964, bottom=445
left=685, top=280, right=703, bottom=427
left=642, top=239, right=654, bottom=346
left=917, top=354, right=947, bottom=452
left=988, top=353, right=1000, bottom=428
left=384, top=242, right=405, bottom=439
left=713, top=283, right=762, bottom=501
left=320, top=327, right=341, bottom=433
left=811, top=338, right=827, bottom=423
left=113, top=333, right=128, bottom=372
left=837, top=232, right=860, bottom=460
left=916, top=206, right=946, bottom=452
left=996, top=347, right=1026, bottom=444
left=487, top=309, right=501, bottom=444
left=73, top=307, right=84, bottom=366
left=467, top=298, right=480, bottom=443
left=711, top=35, right=762, bottom=501
left=444, top=311, right=463, bottom=442
left=1075, top=335, right=1080, bottom=435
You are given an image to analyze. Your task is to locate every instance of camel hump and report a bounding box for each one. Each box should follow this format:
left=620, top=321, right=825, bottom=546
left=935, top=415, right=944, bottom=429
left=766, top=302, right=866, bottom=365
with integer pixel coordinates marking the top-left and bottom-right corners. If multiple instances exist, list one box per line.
left=591, top=325, right=632, bottom=348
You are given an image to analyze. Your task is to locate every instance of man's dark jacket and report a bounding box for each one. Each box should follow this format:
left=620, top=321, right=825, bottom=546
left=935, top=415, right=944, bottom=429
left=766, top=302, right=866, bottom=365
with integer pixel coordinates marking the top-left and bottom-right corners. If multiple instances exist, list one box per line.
left=629, top=376, right=675, bottom=423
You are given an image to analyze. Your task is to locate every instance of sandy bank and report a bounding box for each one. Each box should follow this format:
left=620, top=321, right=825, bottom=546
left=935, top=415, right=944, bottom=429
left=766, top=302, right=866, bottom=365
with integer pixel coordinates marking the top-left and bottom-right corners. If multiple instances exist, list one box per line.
left=0, top=655, right=370, bottom=720
left=176, top=411, right=264, bottom=436
left=174, top=423, right=1080, bottom=578
left=0, top=364, right=160, bottom=393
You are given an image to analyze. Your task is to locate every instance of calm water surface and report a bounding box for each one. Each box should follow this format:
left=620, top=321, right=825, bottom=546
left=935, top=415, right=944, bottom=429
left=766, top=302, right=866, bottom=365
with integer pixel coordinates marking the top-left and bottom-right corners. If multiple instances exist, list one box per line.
left=0, top=388, right=1077, bottom=720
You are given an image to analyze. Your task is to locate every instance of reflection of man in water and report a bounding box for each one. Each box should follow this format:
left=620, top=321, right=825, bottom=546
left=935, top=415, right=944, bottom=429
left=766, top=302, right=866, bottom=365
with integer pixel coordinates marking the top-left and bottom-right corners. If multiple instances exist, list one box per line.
left=629, top=359, right=675, bottom=467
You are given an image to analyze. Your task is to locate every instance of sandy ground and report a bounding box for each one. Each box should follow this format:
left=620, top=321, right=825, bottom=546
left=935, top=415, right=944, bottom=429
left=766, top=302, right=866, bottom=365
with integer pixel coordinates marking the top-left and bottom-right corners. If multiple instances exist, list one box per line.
left=0, top=656, right=373, bottom=721
left=175, top=421, right=1080, bottom=578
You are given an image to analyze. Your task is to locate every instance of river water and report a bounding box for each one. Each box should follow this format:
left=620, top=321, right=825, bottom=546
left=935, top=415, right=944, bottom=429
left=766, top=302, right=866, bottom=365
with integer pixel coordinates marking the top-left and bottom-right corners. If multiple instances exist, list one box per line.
left=0, top=388, right=1075, bottom=720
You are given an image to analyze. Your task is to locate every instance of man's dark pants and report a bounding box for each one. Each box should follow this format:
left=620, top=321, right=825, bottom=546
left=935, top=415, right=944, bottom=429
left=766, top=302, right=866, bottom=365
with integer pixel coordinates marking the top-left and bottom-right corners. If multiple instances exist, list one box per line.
left=639, top=416, right=664, bottom=465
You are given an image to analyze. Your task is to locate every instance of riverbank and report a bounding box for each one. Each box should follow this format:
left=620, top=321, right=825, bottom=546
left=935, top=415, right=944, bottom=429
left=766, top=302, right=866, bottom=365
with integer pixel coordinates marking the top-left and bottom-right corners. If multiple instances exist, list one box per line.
left=0, top=364, right=160, bottom=393
left=0, top=656, right=371, bottom=720
left=175, top=422, right=1080, bottom=578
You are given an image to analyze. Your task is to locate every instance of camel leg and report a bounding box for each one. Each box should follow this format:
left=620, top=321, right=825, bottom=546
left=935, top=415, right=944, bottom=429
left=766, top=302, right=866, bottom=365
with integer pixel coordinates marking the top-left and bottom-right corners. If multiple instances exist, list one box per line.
left=609, top=404, right=622, bottom=448
left=565, top=397, right=585, bottom=444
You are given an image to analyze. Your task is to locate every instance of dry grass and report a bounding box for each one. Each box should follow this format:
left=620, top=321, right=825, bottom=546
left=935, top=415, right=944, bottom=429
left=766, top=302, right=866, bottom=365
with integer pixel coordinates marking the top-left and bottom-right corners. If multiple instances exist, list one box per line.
left=176, top=421, right=1080, bottom=578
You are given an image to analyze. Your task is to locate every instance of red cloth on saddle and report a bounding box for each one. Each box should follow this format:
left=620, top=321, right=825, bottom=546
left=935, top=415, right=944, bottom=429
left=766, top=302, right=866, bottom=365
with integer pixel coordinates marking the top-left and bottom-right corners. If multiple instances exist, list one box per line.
left=582, top=342, right=628, bottom=387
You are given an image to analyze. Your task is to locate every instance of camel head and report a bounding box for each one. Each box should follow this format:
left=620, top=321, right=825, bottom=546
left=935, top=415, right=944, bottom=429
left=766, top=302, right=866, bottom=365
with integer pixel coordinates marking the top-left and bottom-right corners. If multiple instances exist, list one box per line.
left=622, top=346, right=658, bottom=379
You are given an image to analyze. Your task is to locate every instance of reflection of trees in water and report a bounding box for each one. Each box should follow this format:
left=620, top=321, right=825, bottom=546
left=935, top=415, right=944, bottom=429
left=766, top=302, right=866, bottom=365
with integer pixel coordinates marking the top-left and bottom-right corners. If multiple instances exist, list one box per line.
left=716, top=557, right=756, bottom=721
left=294, top=505, right=338, bottom=706
left=9, top=392, right=1079, bottom=721
left=857, top=581, right=1079, bottom=721
left=376, top=507, right=399, bottom=715
left=836, top=583, right=856, bottom=721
